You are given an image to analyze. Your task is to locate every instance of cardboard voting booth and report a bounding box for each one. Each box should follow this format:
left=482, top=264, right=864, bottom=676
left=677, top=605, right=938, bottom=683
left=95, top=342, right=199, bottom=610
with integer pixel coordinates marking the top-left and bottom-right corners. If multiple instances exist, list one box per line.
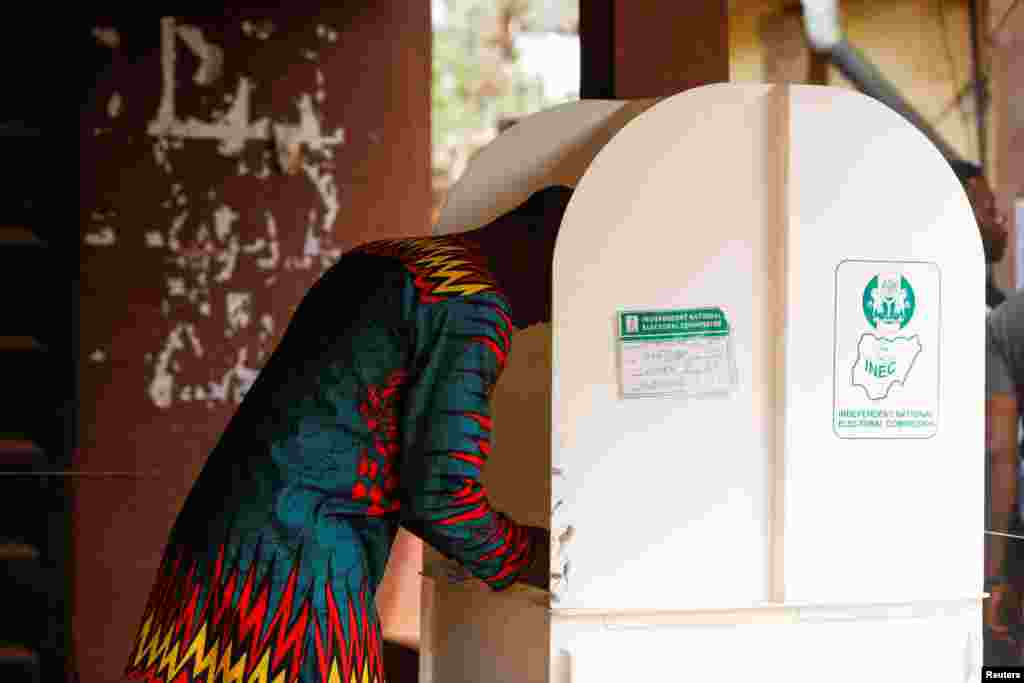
left=424, top=84, right=985, bottom=683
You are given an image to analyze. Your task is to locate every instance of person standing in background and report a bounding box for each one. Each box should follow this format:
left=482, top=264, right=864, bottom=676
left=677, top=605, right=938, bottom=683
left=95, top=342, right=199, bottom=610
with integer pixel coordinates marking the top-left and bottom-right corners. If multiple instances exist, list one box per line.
left=965, top=155, right=1020, bottom=661
left=985, top=315, right=1021, bottom=663
left=122, top=188, right=573, bottom=683
left=949, top=160, right=1010, bottom=311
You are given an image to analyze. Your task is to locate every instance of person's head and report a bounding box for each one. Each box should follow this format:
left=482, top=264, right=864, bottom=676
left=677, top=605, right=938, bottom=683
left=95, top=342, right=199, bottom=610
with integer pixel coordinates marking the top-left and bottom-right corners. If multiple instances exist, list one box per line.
left=518, top=185, right=572, bottom=322
left=464, top=185, right=573, bottom=328
left=517, top=185, right=573, bottom=255
left=950, top=160, right=1008, bottom=264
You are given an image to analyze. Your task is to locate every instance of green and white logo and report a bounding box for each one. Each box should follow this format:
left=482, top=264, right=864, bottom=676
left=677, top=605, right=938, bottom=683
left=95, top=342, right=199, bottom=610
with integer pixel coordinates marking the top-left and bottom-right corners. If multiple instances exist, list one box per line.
left=862, top=273, right=916, bottom=332
left=834, top=260, right=939, bottom=439
left=851, top=271, right=922, bottom=402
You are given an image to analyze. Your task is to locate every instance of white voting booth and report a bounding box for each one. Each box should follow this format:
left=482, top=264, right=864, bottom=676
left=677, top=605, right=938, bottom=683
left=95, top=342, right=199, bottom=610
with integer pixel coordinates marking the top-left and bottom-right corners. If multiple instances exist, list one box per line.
left=425, top=84, right=985, bottom=682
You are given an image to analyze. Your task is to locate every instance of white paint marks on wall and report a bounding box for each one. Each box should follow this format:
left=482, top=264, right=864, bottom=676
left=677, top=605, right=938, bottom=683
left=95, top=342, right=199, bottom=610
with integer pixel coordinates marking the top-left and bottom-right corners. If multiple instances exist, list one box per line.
left=208, top=347, right=260, bottom=403
left=175, top=25, right=225, bottom=86
left=284, top=255, right=313, bottom=271
left=242, top=211, right=281, bottom=271
left=149, top=14, right=342, bottom=165
left=226, top=292, right=252, bottom=337
left=149, top=322, right=204, bottom=409
left=167, top=276, right=186, bottom=296
left=302, top=49, right=319, bottom=62
left=134, top=16, right=350, bottom=409
left=303, top=210, right=322, bottom=258
left=150, top=17, right=270, bottom=157
left=259, top=314, right=275, bottom=344
left=213, top=204, right=239, bottom=240
left=317, top=25, right=339, bottom=43
left=153, top=137, right=173, bottom=173
left=213, top=205, right=242, bottom=282
left=108, top=93, right=123, bottom=118
left=167, top=211, right=188, bottom=252
left=273, top=94, right=345, bottom=160
left=92, top=27, right=120, bottom=49
left=303, top=166, right=343, bottom=267
left=315, top=70, right=326, bottom=104
left=85, top=227, right=117, bottom=246
left=271, top=94, right=346, bottom=270
left=242, top=19, right=275, bottom=40
left=90, top=349, right=107, bottom=363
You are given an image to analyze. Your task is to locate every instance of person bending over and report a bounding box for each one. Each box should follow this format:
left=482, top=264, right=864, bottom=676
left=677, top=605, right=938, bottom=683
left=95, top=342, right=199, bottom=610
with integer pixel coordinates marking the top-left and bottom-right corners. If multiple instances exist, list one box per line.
left=124, top=186, right=573, bottom=683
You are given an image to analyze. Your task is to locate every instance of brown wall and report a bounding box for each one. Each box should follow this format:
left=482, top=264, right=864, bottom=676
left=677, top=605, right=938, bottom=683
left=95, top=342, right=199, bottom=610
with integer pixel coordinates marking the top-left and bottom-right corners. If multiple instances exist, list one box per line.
left=77, top=6, right=430, bottom=681
left=732, top=0, right=978, bottom=160
left=731, top=0, right=1018, bottom=286
left=988, top=0, right=1024, bottom=289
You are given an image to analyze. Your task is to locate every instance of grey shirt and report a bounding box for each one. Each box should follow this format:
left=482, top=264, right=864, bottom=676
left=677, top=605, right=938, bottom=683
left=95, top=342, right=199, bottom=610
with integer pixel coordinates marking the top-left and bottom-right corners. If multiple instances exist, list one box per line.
left=989, top=291, right=1024, bottom=396
left=989, top=320, right=1015, bottom=398
left=987, top=294, right=1022, bottom=527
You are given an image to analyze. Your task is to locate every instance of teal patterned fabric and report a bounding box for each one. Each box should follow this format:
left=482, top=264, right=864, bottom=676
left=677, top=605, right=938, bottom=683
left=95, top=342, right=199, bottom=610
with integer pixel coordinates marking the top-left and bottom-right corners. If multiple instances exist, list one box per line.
left=126, top=235, right=537, bottom=683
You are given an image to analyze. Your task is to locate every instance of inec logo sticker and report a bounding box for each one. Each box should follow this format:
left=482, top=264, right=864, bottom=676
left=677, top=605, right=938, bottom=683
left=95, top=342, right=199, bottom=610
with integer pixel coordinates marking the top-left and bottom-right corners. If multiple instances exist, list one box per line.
left=834, top=261, right=939, bottom=440
left=862, top=273, right=915, bottom=332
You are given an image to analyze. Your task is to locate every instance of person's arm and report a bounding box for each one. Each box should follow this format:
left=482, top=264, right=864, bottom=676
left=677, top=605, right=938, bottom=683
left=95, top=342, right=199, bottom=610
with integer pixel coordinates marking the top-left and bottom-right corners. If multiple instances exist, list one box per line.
left=985, top=318, right=1019, bottom=639
left=399, top=295, right=548, bottom=591
left=987, top=390, right=1018, bottom=578
left=987, top=317, right=1020, bottom=578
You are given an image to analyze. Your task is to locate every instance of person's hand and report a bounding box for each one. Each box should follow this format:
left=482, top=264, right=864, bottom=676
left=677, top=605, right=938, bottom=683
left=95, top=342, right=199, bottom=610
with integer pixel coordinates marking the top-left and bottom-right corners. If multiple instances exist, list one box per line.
left=516, top=525, right=551, bottom=591
left=986, top=581, right=1020, bottom=645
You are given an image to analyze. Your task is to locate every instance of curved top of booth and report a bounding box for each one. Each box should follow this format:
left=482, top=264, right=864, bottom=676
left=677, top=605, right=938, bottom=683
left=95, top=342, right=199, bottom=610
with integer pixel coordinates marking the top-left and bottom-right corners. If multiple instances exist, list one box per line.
left=435, top=98, right=656, bottom=235
left=553, top=83, right=979, bottom=284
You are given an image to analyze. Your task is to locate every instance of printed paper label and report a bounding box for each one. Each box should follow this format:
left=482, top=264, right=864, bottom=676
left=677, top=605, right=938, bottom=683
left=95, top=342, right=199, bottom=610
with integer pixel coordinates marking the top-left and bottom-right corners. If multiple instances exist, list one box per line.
left=618, top=308, right=737, bottom=398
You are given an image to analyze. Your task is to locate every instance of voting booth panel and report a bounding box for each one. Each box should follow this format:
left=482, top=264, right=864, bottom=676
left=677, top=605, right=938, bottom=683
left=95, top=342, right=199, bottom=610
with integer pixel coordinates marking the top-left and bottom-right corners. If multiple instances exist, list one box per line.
left=423, top=84, right=985, bottom=683
left=419, top=324, right=553, bottom=683
left=552, top=83, right=983, bottom=610
left=781, top=86, right=982, bottom=605
left=423, top=99, right=657, bottom=683
left=551, top=84, right=779, bottom=612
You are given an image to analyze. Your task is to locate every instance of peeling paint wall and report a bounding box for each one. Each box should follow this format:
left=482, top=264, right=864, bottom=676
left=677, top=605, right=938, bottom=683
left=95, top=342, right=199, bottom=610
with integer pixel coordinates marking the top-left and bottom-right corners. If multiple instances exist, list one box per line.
left=92, top=15, right=350, bottom=412
left=76, top=6, right=430, bottom=682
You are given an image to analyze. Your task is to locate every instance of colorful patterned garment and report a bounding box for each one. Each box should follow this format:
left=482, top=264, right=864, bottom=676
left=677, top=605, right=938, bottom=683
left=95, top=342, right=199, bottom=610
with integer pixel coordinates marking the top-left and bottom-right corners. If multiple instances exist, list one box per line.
left=126, top=235, right=538, bottom=683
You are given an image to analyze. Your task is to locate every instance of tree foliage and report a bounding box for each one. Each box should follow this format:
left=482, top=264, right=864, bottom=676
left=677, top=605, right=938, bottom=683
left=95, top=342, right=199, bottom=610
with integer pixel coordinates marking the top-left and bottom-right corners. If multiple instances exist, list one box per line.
left=432, top=0, right=578, bottom=170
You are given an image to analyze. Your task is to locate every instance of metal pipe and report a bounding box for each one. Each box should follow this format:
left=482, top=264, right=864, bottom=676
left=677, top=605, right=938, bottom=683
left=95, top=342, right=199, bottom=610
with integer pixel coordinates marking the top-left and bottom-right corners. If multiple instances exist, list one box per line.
left=799, top=0, right=963, bottom=162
